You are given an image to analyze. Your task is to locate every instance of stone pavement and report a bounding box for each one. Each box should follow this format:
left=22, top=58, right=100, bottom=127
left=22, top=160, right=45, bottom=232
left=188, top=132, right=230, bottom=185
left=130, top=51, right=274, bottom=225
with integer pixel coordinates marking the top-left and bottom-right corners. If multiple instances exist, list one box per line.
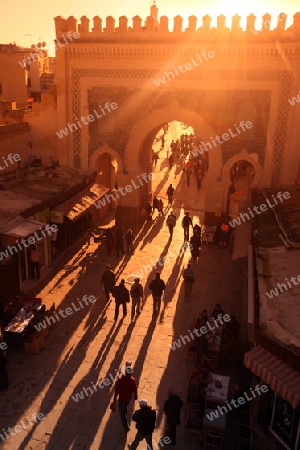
left=0, top=218, right=248, bottom=449
left=0, top=126, right=249, bottom=450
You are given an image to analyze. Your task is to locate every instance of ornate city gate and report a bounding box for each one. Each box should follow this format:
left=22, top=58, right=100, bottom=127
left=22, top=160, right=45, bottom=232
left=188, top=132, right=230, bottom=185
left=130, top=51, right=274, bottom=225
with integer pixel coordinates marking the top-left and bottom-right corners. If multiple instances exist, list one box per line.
left=54, top=5, right=300, bottom=227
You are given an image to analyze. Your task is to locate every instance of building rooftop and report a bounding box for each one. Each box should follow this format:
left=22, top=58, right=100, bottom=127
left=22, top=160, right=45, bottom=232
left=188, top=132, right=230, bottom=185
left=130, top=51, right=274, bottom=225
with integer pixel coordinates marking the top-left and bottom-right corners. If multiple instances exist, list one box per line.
left=252, top=186, right=300, bottom=354
left=0, top=167, right=92, bottom=230
left=0, top=43, right=39, bottom=54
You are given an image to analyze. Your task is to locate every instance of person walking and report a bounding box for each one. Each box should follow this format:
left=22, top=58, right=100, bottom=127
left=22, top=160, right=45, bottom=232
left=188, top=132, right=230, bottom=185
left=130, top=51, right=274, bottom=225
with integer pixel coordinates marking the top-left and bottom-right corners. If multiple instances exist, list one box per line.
left=101, top=264, right=116, bottom=303
left=113, top=279, right=130, bottom=320
left=30, top=245, right=40, bottom=280
left=182, top=263, right=195, bottom=298
left=166, top=211, right=176, bottom=239
left=128, top=400, right=156, bottom=450
left=190, top=230, right=201, bottom=263
left=158, top=199, right=164, bottom=216
left=125, top=228, right=134, bottom=256
left=193, top=223, right=202, bottom=238
left=149, top=272, right=166, bottom=315
left=115, top=228, right=125, bottom=257
left=182, top=211, right=193, bottom=242
left=168, top=153, right=174, bottom=169
left=152, top=196, right=159, bottom=216
left=152, top=151, right=159, bottom=167
left=113, top=361, right=138, bottom=434
left=166, top=184, right=175, bottom=205
left=218, top=219, right=231, bottom=249
left=163, top=388, right=183, bottom=445
left=130, top=278, right=143, bottom=320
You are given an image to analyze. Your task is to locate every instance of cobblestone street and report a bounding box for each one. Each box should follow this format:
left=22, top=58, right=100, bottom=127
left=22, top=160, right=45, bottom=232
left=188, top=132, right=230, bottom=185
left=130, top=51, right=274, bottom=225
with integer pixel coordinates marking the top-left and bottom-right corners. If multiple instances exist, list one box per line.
left=0, top=128, right=249, bottom=449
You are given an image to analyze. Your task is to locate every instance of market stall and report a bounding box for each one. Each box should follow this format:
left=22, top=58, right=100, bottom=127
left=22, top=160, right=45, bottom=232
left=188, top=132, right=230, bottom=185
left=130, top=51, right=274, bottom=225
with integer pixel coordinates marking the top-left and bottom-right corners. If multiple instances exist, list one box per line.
left=3, top=297, right=44, bottom=349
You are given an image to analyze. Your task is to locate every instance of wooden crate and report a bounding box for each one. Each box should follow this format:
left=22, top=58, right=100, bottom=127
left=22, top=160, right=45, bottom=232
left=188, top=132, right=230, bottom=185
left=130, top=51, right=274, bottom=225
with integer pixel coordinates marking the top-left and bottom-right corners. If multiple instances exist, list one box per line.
left=24, top=331, right=46, bottom=354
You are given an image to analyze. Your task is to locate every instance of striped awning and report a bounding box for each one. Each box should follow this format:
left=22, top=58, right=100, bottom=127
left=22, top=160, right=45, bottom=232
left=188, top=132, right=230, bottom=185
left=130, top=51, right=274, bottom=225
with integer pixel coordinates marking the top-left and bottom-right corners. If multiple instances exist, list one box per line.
left=52, top=183, right=109, bottom=221
left=244, top=346, right=300, bottom=409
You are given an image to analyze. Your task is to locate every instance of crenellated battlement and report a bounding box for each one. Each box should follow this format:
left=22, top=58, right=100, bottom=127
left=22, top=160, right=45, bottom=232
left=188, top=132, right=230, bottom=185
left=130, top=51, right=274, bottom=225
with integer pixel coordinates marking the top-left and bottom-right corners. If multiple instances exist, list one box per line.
left=54, top=11, right=300, bottom=39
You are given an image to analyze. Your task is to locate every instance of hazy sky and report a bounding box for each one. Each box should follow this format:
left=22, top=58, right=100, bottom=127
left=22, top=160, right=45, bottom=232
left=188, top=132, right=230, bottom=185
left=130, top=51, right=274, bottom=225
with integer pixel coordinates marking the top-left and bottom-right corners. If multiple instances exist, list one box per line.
left=1, top=0, right=299, bottom=54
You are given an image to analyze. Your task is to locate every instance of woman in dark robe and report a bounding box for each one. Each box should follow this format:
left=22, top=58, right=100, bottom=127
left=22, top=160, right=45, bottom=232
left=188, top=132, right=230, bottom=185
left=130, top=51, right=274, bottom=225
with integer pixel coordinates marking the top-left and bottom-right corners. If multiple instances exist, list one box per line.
left=189, top=230, right=201, bottom=263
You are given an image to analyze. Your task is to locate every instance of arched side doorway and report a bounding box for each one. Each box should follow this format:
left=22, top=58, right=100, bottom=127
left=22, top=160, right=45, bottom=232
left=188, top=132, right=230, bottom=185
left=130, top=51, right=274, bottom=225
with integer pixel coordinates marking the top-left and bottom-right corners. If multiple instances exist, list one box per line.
left=222, top=151, right=262, bottom=188
left=222, top=151, right=263, bottom=219
left=89, top=144, right=123, bottom=189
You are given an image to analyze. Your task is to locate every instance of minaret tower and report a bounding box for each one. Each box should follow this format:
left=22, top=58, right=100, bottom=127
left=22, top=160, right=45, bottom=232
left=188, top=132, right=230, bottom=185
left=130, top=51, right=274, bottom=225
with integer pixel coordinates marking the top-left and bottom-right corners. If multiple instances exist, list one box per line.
left=150, top=1, right=158, bottom=21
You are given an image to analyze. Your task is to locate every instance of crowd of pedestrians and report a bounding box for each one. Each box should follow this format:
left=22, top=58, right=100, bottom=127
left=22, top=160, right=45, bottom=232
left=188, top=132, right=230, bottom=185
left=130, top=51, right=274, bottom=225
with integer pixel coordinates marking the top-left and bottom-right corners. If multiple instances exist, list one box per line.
left=101, top=265, right=167, bottom=321
left=102, top=227, right=135, bottom=258
left=100, top=207, right=203, bottom=335
left=98, top=127, right=215, bottom=448
left=168, top=132, right=208, bottom=189
left=148, top=131, right=209, bottom=223
left=152, top=129, right=208, bottom=192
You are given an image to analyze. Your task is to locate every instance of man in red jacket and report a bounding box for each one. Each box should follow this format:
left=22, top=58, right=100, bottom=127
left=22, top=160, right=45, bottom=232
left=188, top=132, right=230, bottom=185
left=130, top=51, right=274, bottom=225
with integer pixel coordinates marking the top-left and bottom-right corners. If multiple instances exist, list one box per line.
left=113, top=361, right=138, bottom=433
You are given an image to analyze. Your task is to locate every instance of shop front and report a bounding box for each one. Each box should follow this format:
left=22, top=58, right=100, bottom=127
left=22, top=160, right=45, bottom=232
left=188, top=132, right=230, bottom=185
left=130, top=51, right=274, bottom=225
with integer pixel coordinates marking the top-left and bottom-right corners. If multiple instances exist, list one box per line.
left=0, top=216, right=54, bottom=289
left=267, top=392, right=300, bottom=450
left=244, top=346, right=300, bottom=450
left=50, top=183, right=110, bottom=251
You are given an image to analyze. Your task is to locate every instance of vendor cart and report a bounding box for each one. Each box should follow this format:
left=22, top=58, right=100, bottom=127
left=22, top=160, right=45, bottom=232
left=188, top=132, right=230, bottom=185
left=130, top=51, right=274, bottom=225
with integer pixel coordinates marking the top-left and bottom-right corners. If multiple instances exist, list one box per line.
left=201, top=225, right=216, bottom=243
